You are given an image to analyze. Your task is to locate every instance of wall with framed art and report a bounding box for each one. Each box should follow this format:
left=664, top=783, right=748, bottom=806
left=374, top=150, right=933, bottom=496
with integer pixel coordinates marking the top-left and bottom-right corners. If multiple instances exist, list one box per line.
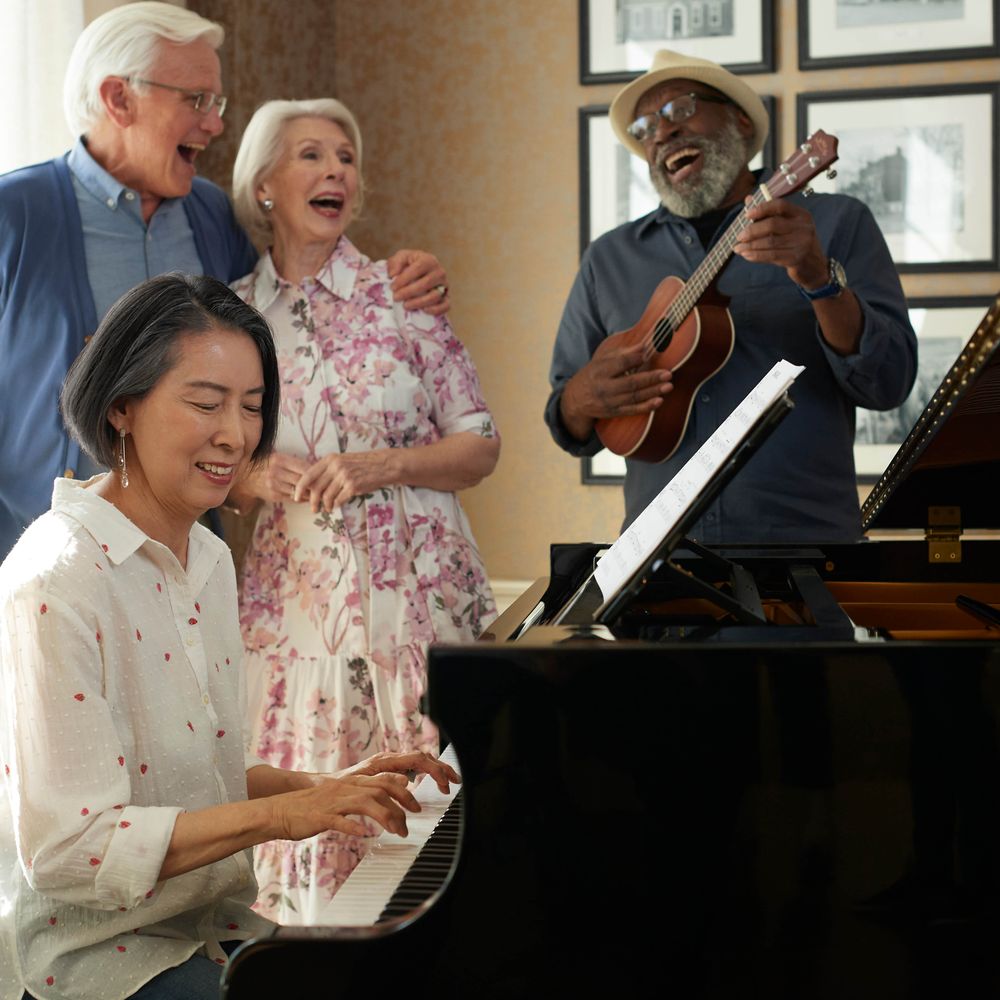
left=576, top=0, right=1000, bottom=491
left=319, top=2, right=1000, bottom=583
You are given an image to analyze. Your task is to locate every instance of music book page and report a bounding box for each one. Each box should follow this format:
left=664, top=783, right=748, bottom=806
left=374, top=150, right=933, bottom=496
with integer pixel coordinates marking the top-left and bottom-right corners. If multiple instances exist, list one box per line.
left=594, top=359, right=805, bottom=600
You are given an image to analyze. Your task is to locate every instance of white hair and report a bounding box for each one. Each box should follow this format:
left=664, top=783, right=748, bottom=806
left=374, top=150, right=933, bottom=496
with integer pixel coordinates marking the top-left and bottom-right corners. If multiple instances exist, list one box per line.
left=232, top=99, right=365, bottom=248
left=63, top=1, right=224, bottom=138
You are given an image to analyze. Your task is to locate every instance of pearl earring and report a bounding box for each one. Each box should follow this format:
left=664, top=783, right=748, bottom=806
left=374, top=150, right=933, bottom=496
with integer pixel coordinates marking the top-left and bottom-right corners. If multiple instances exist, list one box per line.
left=262, top=198, right=274, bottom=212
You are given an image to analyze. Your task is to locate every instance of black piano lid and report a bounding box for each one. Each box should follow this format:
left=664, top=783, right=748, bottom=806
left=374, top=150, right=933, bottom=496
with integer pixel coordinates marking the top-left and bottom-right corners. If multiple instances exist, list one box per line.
left=862, top=293, right=1000, bottom=532
left=593, top=392, right=794, bottom=625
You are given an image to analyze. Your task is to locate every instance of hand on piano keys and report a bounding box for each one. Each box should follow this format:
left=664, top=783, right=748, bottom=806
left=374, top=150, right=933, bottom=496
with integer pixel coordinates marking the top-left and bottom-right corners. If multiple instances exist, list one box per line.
left=271, top=750, right=461, bottom=842
left=340, top=749, right=462, bottom=796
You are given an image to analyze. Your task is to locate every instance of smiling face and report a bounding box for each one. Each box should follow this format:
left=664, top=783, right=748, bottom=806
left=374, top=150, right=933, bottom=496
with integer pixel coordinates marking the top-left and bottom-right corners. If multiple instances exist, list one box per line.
left=107, top=326, right=265, bottom=548
left=258, top=116, right=360, bottom=262
left=116, top=38, right=225, bottom=209
left=635, top=78, right=753, bottom=218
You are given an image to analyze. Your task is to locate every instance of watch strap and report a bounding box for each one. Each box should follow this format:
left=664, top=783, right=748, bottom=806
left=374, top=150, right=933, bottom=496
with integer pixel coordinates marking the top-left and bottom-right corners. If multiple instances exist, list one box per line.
left=797, top=258, right=845, bottom=301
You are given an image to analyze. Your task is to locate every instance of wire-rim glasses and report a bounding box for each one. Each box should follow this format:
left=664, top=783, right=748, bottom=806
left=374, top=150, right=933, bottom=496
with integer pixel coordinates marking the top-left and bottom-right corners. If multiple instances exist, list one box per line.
left=627, top=92, right=731, bottom=143
left=125, top=77, right=227, bottom=118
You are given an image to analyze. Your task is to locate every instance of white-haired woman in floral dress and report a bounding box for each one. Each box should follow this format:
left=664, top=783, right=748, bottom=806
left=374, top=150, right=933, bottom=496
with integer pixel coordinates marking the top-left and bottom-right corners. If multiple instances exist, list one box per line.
left=227, top=98, right=498, bottom=924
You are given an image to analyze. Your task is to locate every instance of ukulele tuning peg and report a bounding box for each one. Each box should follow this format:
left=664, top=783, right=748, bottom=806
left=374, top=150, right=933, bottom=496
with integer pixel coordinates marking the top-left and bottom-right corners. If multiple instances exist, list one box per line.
left=826, top=169, right=838, bottom=180
left=803, top=187, right=814, bottom=198
left=800, top=142, right=812, bottom=153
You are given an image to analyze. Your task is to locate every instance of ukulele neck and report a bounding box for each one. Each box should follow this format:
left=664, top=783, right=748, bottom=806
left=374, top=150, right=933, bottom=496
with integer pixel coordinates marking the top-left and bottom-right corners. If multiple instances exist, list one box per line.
left=672, top=184, right=771, bottom=321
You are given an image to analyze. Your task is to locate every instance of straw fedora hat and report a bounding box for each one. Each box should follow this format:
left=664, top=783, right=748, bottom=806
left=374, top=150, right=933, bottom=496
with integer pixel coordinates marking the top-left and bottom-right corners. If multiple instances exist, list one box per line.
left=609, top=49, right=769, bottom=161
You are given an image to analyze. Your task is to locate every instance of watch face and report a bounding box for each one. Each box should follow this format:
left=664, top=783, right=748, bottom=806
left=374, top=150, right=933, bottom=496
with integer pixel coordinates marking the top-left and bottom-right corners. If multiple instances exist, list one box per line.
left=830, top=259, right=847, bottom=288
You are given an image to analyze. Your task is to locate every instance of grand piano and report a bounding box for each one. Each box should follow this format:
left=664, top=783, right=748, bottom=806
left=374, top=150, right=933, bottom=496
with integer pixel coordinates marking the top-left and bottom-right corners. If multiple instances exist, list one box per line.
left=223, top=297, right=1000, bottom=998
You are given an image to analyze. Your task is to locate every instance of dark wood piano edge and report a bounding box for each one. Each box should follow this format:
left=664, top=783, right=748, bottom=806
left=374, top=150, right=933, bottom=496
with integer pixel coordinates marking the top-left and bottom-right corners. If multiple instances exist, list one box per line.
left=478, top=577, right=550, bottom=643
left=221, top=899, right=444, bottom=995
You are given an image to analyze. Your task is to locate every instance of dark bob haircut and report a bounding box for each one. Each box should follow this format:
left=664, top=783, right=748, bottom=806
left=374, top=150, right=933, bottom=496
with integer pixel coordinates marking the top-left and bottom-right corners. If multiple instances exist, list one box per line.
left=61, top=273, right=279, bottom=469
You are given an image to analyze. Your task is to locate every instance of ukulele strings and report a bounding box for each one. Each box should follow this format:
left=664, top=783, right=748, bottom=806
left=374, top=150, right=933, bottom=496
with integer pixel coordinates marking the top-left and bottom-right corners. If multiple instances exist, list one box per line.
left=642, top=185, right=771, bottom=361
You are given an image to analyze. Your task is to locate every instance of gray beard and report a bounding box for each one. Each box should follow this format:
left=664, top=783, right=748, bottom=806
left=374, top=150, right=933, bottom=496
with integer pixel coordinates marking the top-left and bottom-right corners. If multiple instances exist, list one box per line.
left=649, top=118, right=749, bottom=218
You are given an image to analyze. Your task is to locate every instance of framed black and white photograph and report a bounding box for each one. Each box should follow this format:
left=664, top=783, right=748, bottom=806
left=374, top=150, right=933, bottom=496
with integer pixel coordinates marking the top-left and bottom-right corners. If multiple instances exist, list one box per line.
left=579, top=96, right=776, bottom=255
left=854, top=296, right=994, bottom=482
left=799, top=0, right=999, bottom=70
left=797, top=84, right=999, bottom=272
left=579, top=0, right=774, bottom=84
left=582, top=449, right=628, bottom=485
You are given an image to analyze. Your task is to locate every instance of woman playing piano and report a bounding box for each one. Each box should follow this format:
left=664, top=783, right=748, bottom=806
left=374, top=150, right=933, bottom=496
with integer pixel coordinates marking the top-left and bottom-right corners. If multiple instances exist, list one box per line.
left=0, top=274, right=458, bottom=1000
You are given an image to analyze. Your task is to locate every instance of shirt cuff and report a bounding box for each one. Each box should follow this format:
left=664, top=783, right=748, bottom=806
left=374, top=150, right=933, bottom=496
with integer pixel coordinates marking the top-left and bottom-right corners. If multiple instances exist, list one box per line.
left=544, top=389, right=602, bottom=457
left=435, top=412, right=498, bottom=438
left=244, top=750, right=270, bottom=773
left=94, top=804, right=183, bottom=908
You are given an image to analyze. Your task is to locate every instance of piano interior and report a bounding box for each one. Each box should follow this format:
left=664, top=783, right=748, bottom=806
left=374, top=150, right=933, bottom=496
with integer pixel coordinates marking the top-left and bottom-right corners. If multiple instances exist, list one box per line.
left=223, top=306, right=1000, bottom=996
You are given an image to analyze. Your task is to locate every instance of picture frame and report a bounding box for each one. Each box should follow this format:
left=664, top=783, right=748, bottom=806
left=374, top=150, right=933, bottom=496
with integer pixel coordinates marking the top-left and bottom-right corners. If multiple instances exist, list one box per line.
left=578, top=94, right=774, bottom=484
left=579, top=0, right=774, bottom=84
left=579, top=96, right=776, bottom=255
left=854, top=296, right=995, bottom=483
left=582, top=449, right=627, bottom=485
left=798, top=0, right=999, bottom=70
left=797, top=84, right=999, bottom=272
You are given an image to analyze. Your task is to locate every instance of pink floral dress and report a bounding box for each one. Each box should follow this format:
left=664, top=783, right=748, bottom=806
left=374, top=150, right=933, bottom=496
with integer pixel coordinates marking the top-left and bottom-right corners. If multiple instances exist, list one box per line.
left=232, top=239, right=496, bottom=924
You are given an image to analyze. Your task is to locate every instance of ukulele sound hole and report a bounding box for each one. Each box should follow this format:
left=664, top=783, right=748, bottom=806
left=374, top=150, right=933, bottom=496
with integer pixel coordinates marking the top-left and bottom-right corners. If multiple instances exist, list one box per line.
left=654, top=323, right=674, bottom=352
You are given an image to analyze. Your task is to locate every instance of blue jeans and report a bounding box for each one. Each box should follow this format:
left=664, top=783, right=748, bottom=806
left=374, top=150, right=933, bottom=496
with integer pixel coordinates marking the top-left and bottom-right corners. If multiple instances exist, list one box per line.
left=23, top=942, right=239, bottom=999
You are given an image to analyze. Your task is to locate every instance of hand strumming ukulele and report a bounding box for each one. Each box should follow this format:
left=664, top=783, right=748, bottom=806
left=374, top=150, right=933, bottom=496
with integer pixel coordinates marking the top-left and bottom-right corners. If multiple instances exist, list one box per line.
left=595, top=130, right=839, bottom=463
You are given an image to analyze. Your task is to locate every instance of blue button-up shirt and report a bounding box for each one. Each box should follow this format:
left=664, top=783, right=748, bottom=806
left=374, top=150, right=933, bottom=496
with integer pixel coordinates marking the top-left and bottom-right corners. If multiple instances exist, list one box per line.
left=67, top=140, right=203, bottom=322
left=545, top=188, right=917, bottom=544
left=65, top=141, right=205, bottom=478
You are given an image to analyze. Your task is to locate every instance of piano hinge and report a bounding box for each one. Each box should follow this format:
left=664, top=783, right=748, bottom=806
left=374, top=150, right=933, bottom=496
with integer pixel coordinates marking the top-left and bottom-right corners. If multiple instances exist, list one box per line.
left=926, top=505, right=961, bottom=564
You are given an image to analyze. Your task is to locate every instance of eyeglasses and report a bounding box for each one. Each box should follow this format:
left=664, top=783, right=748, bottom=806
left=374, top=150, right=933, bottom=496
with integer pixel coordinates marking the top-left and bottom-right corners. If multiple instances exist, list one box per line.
left=125, top=77, right=228, bottom=118
left=627, top=92, right=732, bottom=143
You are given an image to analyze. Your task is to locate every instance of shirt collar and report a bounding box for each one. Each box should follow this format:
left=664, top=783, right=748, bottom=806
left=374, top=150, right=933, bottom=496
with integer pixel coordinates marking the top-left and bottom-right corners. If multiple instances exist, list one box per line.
left=245, top=249, right=283, bottom=312
left=313, top=236, right=363, bottom=300
left=67, top=138, right=133, bottom=211
left=50, top=476, right=226, bottom=588
left=248, top=237, right=364, bottom=311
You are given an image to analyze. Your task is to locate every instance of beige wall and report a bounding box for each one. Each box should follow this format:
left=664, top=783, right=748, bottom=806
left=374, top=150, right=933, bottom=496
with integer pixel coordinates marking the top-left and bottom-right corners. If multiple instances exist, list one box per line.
left=332, top=0, right=999, bottom=581
left=189, top=0, right=339, bottom=185
left=333, top=0, right=625, bottom=581
left=194, top=0, right=1000, bottom=583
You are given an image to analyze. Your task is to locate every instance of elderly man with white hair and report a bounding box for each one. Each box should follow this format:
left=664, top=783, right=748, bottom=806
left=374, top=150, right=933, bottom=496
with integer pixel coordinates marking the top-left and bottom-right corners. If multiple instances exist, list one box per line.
left=546, top=49, right=918, bottom=544
left=0, top=1, right=447, bottom=560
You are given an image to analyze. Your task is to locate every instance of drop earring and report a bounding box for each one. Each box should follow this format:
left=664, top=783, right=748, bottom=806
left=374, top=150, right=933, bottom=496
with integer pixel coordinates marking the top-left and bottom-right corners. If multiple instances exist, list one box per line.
left=118, top=428, right=129, bottom=488
left=262, top=198, right=274, bottom=212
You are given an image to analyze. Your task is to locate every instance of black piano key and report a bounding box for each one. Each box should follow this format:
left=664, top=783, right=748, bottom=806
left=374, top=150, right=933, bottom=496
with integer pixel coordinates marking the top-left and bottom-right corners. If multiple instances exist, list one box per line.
left=376, top=790, right=463, bottom=922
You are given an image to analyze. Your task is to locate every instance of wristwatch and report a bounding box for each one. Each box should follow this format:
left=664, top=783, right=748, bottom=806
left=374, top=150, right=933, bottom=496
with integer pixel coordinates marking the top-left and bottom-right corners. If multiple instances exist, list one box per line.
left=797, top=258, right=847, bottom=301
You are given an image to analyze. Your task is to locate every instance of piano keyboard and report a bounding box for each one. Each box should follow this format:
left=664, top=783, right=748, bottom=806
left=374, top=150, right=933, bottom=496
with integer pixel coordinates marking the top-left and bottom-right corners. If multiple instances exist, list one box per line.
left=318, top=745, right=462, bottom=927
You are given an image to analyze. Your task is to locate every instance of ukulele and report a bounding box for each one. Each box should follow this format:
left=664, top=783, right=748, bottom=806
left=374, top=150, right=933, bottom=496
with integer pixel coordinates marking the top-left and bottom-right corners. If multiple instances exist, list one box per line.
left=595, top=130, right=840, bottom=463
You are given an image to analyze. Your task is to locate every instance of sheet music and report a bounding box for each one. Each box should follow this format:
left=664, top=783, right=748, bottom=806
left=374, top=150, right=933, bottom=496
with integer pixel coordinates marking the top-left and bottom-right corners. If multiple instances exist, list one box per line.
left=594, top=359, right=805, bottom=600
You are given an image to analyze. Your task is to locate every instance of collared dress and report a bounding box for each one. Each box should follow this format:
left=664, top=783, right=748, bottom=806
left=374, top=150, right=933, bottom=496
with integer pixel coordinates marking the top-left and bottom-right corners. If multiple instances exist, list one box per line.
left=0, top=478, right=274, bottom=1000
left=232, top=238, right=497, bottom=924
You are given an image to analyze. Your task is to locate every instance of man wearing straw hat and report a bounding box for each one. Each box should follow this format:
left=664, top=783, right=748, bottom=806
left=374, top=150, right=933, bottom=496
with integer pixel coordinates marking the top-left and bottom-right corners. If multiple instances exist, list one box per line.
left=545, top=50, right=916, bottom=543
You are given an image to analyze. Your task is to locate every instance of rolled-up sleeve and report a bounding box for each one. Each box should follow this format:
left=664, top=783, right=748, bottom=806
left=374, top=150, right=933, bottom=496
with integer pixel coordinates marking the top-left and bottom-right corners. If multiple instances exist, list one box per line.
left=545, top=254, right=606, bottom=458
left=407, top=309, right=498, bottom=441
left=815, top=199, right=917, bottom=411
left=1, top=591, right=181, bottom=909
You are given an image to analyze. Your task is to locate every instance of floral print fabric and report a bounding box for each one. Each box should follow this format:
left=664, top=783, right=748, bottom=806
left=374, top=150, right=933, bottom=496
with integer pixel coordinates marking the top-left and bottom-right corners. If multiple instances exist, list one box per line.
left=232, top=239, right=496, bottom=923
